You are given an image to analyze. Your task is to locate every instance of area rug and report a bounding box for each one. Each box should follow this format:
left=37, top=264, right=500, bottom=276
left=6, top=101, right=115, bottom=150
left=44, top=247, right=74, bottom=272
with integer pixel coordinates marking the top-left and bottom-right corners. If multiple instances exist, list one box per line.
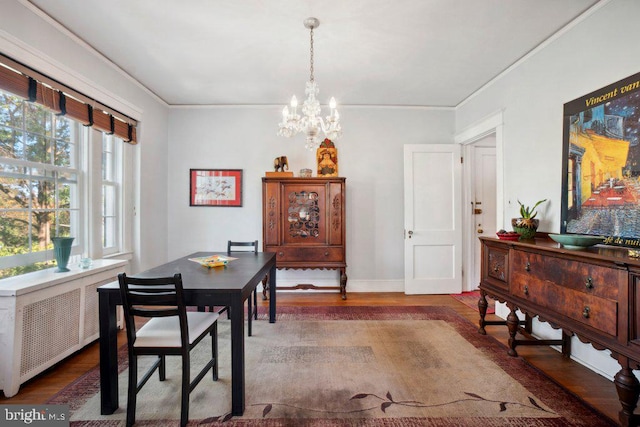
left=451, top=291, right=495, bottom=314
left=48, top=306, right=614, bottom=426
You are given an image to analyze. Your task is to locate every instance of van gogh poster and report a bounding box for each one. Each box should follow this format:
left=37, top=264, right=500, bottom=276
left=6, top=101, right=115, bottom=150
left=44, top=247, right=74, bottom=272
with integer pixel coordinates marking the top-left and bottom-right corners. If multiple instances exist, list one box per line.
left=561, top=71, right=640, bottom=247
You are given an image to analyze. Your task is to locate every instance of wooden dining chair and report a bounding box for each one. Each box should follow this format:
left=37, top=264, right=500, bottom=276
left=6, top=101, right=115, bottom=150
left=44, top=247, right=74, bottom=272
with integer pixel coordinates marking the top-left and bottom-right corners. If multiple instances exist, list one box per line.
left=118, top=272, right=219, bottom=427
left=226, top=240, right=260, bottom=336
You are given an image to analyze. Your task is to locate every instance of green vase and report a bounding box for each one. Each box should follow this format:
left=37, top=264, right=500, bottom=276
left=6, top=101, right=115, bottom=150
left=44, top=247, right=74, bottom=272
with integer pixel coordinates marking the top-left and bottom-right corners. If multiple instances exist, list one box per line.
left=52, top=237, right=75, bottom=272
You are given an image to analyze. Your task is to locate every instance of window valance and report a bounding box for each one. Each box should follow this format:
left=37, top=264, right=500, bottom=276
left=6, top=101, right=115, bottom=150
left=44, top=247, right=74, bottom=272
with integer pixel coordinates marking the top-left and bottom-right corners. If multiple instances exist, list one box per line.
left=0, top=53, right=137, bottom=144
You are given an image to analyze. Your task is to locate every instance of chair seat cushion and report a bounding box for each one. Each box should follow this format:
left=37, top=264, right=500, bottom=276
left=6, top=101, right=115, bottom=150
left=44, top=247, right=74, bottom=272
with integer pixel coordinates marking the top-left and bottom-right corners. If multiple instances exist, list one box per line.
left=134, top=312, right=219, bottom=348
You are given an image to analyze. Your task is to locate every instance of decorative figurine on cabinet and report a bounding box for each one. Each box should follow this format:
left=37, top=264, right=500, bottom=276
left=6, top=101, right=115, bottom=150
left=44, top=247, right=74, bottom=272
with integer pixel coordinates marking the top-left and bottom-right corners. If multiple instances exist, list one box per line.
left=316, top=139, right=338, bottom=177
left=274, top=156, right=289, bottom=172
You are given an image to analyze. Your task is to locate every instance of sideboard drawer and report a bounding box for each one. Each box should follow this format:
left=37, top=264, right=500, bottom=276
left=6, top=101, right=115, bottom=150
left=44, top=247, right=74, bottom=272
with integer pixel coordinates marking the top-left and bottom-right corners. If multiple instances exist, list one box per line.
left=511, top=249, right=622, bottom=300
left=269, top=246, right=344, bottom=263
left=512, top=275, right=618, bottom=337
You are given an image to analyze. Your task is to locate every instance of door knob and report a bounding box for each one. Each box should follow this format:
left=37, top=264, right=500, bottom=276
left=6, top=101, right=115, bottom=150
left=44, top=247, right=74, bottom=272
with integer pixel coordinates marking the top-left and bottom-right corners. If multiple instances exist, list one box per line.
left=477, top=229, right=484, bottom=234
left=407, top=230, right=413, bottom=239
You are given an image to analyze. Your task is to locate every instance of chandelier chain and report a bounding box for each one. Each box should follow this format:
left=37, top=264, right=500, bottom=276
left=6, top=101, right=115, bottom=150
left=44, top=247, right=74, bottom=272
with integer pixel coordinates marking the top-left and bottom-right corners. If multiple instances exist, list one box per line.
left=309, top=27, right=314, bottom=82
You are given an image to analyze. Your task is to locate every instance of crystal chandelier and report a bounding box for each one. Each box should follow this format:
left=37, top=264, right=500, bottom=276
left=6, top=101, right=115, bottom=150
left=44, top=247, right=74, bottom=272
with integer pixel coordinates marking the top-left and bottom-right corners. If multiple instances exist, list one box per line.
left=278, top=17, right=342, bottom=150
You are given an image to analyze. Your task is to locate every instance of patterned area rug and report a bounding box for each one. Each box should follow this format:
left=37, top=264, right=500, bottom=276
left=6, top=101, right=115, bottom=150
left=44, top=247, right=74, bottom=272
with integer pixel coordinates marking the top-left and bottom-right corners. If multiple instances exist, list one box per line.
left=48, top=306, right=614, bottom=426
left=451, top=291, right=495, bottom=314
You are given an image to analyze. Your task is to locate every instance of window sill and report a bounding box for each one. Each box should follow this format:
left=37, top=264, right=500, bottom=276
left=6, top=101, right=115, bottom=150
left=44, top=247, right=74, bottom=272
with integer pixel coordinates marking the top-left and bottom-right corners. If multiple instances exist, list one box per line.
left=0, top=259, right=127, bottom=297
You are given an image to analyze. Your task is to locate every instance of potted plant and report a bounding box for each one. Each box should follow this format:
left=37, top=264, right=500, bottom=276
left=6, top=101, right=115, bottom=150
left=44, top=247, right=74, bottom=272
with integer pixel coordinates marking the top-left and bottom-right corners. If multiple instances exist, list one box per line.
left=511, top=199, right=547, bottom=239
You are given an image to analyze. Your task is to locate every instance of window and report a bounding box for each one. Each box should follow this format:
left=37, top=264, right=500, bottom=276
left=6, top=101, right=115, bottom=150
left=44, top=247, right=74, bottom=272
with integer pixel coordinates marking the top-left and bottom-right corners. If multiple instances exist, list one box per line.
left=101, top=133, right=122, bottom=255
left=0, top=89, right=125, bottom=278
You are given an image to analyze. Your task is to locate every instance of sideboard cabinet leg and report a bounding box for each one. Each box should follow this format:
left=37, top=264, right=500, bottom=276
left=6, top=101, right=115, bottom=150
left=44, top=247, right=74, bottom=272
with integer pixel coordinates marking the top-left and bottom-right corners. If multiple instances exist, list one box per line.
left=478, top=290, right=488, bottom=335
left=506, top=303, right=520, bottom=357
left=615, top=363, right=640, bottom=427
left=561, top=330, right=572, bottom=357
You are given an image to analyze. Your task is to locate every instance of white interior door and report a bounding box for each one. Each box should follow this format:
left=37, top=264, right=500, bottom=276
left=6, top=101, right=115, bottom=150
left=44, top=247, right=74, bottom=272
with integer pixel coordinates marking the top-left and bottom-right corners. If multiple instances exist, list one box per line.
left=404, top=144, right=462, bottom=294
left=471, top=145, right=496, bottom=290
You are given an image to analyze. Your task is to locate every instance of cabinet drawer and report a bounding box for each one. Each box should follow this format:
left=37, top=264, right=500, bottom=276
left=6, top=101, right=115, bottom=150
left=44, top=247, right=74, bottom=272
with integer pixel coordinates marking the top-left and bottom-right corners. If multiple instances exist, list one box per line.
left=482, top=244, right=508, bottom=290
left=512, top=277, right=618, bottom=337
left=511, top=250, right=621, bottom=300
left=269, top=247, right=344, bottom=263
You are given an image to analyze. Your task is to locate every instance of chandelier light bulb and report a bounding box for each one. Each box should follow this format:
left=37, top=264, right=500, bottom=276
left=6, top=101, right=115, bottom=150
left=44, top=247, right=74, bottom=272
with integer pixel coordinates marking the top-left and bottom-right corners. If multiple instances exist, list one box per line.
left=277, top=17, right=343, bottom=150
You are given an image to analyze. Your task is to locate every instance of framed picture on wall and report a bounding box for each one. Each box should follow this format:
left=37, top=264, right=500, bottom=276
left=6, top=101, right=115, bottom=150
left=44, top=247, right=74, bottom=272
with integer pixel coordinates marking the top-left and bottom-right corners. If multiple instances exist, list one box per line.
left=561, top=71, right=640, bottom=247
left=189, top=169, right=243, bottom=207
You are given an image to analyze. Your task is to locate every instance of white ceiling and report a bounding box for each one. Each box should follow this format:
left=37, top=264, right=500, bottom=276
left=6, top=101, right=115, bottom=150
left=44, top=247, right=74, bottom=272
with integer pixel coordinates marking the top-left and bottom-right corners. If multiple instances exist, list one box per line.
left=28, top=0, right=600, bottom=107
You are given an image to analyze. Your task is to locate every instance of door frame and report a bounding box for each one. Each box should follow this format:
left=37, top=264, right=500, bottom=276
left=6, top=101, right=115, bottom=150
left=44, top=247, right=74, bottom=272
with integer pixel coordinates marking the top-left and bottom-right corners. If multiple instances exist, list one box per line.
left=455, top=111, right=504, bottom=292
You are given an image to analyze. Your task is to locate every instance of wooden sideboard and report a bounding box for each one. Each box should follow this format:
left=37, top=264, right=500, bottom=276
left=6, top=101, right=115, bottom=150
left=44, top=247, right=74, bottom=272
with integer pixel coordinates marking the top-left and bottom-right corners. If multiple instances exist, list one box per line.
left=262, top=177, right=347, bottom=299
left=478, top=236, right=640, bottom=426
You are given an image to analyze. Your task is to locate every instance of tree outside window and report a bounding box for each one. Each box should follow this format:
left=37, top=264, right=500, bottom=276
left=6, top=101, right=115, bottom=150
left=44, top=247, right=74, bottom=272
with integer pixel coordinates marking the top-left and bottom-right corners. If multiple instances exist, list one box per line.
left=0, top=91, right=80, bottom=278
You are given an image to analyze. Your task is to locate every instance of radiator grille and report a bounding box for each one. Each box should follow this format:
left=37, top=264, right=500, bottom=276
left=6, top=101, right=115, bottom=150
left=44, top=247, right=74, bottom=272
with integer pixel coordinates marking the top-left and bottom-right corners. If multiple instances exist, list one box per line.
left=83, top=282, right=100, bottom=341
left=20, top=289, right=81, bottom=376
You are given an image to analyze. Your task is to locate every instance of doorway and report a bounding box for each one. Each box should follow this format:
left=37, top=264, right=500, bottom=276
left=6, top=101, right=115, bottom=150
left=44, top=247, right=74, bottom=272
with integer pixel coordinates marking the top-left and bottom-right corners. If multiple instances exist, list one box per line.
left=466, top=138, right=496, bottom=291
left=457, top=112, right=504, bottom=292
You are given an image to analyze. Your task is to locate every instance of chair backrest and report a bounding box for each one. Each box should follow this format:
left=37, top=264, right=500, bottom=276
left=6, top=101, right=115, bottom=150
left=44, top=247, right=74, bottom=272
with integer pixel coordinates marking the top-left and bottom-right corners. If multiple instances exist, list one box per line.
left=227, top=240, right=258, bottom=254
left=118, top=272, right=189, bottom=348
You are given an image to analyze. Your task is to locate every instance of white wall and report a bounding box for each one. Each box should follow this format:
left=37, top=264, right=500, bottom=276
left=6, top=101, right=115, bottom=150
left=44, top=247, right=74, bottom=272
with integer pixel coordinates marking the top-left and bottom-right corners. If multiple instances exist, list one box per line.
left=167, top=106, right=454, bottom=290
left=456, top=0, right=640, bottom=380
left=456, top=0, right=640, bottom=232
left=0, top=0, right=171, bottom=274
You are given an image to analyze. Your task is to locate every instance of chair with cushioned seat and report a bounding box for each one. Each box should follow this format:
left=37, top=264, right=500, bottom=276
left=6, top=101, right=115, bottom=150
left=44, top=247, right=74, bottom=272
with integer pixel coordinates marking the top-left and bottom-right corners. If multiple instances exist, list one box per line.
left=118, top=272, right=219, bottom=427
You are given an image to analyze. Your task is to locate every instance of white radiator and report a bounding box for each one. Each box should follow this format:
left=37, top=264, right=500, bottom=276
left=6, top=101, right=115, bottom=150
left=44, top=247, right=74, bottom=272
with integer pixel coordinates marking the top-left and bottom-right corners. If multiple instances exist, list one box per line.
left=0, top=259, right=127, bottom=397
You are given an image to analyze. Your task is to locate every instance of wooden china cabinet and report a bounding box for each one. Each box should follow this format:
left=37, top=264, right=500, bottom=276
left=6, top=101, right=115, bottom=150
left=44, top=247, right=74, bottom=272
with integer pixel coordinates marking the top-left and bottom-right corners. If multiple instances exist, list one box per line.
left=262, top=177, right=347, bottom=299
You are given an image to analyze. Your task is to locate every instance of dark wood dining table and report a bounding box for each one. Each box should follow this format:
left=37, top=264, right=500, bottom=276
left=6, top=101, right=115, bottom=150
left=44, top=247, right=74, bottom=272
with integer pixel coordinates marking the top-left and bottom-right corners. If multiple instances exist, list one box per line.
left=97, top=251, right=276, bottom=416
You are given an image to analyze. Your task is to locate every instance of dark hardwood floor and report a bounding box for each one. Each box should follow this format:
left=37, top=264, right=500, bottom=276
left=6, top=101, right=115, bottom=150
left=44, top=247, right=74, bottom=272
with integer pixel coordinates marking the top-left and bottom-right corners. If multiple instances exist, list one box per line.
left=0, top=292, right=623, bottom=424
